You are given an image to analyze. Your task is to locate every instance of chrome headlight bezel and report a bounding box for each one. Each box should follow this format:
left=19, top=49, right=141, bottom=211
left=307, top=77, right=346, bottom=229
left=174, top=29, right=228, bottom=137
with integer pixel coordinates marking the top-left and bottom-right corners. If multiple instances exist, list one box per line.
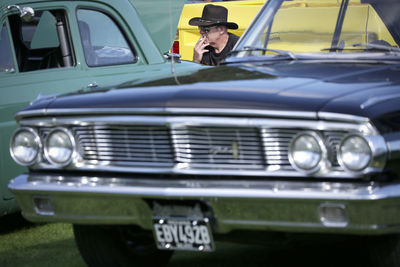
left=43, top=127, right=76, bottom=167
left=288, top=131, right=328, bottom=175
left=10, top=127, right=42, bottom=166
left=337, top=134, right=372, bottom=173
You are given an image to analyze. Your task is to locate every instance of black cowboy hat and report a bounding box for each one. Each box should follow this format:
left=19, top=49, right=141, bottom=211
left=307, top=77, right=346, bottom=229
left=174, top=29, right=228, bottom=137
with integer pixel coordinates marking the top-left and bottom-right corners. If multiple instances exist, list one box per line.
left=189, top=4, right=238, bottom=30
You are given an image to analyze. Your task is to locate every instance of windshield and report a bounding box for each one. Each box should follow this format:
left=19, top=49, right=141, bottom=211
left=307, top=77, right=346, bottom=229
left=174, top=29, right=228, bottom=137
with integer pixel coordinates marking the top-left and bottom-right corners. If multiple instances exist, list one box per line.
left=234, top=0, right=400, bottom=58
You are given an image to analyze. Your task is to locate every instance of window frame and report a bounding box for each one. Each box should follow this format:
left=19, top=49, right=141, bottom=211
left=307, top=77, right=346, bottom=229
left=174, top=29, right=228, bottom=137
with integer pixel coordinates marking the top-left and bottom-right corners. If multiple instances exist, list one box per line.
left=76, top=6, right=138, bottom=68
left=0, top=18, right=17, bottom=73
left=5, top=6, right=76, bottom=73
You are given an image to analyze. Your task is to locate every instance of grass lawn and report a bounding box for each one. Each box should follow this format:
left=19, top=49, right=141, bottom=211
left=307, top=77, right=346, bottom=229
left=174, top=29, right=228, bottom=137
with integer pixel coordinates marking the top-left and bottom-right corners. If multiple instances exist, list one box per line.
left=0, top=214, right=84, bottom=267
left=0, top=213, right=272, bottom=267
left=0, top=213, right=372, bottom=267
left=0, top=214, right=270, bottom=267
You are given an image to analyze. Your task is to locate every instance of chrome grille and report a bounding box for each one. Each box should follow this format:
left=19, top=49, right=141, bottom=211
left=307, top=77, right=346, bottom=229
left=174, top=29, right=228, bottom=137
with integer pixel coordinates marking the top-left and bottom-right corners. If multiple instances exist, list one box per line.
left=39, top=124, right=349, bottom=172
left=262, top=129, right=298, bottom=167
left=73, top=126, right=173, bottom=167
left=172, top=127, right=264, bottom=169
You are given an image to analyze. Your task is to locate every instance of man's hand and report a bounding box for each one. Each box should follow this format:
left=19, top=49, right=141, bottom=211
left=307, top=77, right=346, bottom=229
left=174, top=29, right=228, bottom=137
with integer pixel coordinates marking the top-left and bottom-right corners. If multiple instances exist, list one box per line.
left=193, top=36, right=209, bottom=63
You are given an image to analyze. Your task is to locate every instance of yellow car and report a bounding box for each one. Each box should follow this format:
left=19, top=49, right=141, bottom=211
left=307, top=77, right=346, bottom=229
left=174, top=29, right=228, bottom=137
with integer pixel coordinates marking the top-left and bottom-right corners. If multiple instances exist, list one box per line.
left=174, top=0, right=265, bottom=61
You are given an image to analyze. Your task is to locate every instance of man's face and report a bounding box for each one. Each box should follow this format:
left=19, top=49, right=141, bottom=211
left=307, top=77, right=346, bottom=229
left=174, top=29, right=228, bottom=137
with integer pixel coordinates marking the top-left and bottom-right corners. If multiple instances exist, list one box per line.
left=199, top=25, right=221, bottom=46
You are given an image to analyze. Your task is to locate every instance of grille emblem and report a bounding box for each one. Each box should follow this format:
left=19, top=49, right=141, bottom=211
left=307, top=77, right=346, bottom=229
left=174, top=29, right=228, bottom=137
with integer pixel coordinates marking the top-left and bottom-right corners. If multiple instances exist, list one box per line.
left=209, top=141, right=239, bottom=159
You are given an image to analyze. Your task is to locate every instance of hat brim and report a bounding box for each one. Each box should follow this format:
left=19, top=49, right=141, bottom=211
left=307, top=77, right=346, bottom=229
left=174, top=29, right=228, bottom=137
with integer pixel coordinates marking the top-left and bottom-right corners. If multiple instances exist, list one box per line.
left=189, top=17, right=238, bottom=30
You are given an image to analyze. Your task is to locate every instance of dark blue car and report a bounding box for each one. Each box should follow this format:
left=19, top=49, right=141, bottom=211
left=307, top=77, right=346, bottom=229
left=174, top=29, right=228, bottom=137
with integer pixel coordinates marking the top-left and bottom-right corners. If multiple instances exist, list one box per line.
left=9, top=0, right=400, bottom=266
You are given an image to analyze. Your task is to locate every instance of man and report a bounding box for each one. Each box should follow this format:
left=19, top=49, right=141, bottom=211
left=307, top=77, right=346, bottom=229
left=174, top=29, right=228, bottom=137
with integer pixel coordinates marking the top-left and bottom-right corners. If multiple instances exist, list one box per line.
left=189, top=4, right=239, bottom=66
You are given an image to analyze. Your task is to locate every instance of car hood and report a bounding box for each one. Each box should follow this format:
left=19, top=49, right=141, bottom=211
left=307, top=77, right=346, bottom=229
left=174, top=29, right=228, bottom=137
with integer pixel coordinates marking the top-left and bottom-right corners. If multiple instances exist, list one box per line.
left=129, top=0, right=186, bottom=54
left=20, top=61, right=400, bottom=120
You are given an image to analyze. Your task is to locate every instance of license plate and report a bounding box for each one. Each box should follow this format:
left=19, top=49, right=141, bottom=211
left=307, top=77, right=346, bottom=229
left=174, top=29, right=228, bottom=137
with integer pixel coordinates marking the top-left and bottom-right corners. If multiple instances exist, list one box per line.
left=152, top=217, right=215, bottom=251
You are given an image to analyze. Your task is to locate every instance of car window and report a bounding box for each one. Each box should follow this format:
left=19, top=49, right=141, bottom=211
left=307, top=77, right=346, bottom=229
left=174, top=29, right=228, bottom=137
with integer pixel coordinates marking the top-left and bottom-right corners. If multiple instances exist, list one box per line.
left=0, top=23, right=14, bottom=72
left=8, top=9, right=73, bottom=72
left=77, top=9, right=136, bottom=67
left=237, top=0, right=399, bottom=56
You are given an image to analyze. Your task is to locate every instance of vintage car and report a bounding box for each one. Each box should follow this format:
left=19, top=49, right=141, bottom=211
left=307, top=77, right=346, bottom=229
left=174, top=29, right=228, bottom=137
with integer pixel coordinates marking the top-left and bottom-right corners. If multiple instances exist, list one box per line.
left=8, top=0, right=400, bottom=266
left=0, top=0, right=199, bottom=216
left=173, top=0, right=265, bottom=61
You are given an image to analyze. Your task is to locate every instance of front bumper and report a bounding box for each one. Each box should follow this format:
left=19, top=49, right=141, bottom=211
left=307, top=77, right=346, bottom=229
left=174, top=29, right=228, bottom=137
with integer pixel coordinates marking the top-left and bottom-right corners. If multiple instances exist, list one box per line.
left=8, top=173, right=400, bottom=235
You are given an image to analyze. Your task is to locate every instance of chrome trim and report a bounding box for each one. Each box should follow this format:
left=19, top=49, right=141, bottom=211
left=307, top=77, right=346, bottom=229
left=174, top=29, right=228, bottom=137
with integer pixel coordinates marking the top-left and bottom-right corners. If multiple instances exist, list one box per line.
left=317, top=112, right=370, bottom=123
left=10, top=174, right=382, bottom=200
left=16, top=108, right=318, bottom=121
left=288, top=131, right=329, bottom=175
left=29, top=164, right=357, bottom=178
left=387, top=139, right=400, bottom=160
left=366, top=135, right=388, bottom=170
left=15, top=108, right=372, bottom=123
left=19, top=115, right=368, bottom=131
left=318, top=203, right=348, bottom=227
left=43, top=127, right=78, bottom=167
left=10, top=127, right=42, bottom=166
left=9, top=174, right=400, bottom=234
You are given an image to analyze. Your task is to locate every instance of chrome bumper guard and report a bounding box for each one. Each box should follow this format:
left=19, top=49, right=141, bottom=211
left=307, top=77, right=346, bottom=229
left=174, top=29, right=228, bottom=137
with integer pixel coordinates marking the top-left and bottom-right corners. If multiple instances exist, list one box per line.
left=9, top=174, right=400, bottom=235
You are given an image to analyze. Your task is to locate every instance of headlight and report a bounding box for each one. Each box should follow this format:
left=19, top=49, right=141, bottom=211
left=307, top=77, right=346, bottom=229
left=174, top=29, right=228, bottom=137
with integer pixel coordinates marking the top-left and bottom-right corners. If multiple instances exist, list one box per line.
left=44, top=128, right=75, bottom=166
left=10, top=128, right=41, bottom=166
left=338, top=135, right=371, bottom=172
left=289, top=132, right=324, bottom=173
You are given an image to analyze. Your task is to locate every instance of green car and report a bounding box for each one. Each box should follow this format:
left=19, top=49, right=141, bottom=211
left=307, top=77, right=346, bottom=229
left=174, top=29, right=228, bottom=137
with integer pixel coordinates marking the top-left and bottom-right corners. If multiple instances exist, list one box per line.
left=0, top=0, right=200, bottom=215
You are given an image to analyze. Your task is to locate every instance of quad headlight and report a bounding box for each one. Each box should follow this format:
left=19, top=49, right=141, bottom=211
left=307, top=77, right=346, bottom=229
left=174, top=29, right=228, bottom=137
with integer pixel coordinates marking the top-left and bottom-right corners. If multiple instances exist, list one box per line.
left=338, top=135, right=371, bottom=172
left=10, top=128, right=41, bottom=166
left=44, top=128, right=75, bottom=166
left=289, top=132, right=325, bottom=173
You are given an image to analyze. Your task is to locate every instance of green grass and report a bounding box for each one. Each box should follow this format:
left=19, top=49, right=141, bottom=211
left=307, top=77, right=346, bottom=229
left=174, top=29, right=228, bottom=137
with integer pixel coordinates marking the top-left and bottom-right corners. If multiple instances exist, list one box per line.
left=0, top=214, right=271, bottom=267
left=0, top=213, right=372, bottom=267
left=0, top=215, right=84, bottom=267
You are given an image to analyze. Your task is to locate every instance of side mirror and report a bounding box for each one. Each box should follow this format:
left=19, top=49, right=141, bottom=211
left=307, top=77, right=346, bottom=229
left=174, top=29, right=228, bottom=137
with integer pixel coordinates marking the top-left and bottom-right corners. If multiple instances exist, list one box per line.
left=7, top=5, right=35, bottom=22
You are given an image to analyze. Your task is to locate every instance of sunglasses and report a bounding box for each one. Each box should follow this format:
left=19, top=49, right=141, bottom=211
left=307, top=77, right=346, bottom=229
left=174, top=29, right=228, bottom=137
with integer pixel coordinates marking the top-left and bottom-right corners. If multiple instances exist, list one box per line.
left=199, top=25, right=218, bottom=33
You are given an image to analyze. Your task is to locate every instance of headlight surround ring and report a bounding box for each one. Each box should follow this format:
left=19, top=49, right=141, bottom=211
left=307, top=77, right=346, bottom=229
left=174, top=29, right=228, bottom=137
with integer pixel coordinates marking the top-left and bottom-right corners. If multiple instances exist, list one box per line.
left=44, top=127, right=76, bottom=167
left=288, top=131, right=327, bottom=174
left=10, top=127, right=41, bottom=166
left=337, top=134, right=372, bottom=173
